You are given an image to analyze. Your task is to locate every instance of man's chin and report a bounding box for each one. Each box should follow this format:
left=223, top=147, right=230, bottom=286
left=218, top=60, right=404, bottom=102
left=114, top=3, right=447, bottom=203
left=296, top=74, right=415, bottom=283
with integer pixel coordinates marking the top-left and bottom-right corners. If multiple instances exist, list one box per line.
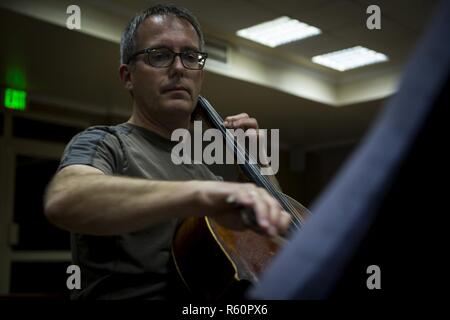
left=162, top=98, right=194, bottom=113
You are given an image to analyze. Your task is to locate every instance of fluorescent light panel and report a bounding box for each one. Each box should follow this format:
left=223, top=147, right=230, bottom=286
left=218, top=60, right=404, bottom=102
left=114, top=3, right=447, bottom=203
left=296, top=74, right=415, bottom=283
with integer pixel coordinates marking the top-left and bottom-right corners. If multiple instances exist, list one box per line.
left=312, top=46, right=388, bottom=71
left=236, top=16, right=321, bottom=48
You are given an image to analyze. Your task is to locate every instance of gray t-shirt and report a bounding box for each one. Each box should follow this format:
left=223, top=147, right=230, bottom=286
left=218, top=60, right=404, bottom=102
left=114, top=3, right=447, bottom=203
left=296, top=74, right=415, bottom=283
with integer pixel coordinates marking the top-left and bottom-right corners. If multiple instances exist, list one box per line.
left=59, top=122, right=219, bottom=299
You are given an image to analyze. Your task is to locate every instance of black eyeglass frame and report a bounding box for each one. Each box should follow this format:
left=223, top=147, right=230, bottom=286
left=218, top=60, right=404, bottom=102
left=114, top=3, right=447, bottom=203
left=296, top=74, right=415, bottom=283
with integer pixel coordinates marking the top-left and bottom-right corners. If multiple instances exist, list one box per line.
left=127, top=47, right=208, bottom=70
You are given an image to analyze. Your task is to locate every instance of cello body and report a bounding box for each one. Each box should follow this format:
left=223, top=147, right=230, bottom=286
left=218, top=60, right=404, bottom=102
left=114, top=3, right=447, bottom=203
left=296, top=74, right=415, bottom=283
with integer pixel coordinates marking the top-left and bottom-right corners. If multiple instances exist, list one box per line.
left=172, top=194, right=307, bottom=300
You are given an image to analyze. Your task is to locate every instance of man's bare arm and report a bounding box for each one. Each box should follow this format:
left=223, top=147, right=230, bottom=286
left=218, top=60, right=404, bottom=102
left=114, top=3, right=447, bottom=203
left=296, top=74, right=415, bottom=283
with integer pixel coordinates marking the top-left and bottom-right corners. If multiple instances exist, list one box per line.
left=44, top=165, right=208, bottom=235
left=44, top=165, right=291, bottom=236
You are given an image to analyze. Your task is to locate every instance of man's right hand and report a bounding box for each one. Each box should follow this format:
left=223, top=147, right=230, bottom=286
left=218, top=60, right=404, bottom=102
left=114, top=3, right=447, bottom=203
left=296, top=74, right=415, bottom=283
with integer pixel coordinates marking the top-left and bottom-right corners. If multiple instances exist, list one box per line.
left=192, top=181, right=291, bottom=237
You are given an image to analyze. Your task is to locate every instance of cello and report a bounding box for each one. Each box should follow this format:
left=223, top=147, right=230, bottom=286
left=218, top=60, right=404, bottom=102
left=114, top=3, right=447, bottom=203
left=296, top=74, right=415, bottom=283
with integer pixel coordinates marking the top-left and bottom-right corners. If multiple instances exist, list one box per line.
left=171, top=96, right=310, bottom=300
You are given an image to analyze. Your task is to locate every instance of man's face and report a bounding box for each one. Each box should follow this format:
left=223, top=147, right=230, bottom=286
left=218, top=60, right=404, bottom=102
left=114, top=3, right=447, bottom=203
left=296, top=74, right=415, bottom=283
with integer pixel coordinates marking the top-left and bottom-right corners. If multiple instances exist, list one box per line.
left=128, top=15, right=204, bottom=122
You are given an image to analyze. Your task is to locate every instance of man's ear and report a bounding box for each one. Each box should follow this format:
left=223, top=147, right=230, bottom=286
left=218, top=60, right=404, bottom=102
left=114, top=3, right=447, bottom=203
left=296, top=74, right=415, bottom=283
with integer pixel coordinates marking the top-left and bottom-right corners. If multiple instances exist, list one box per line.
left=119, top=64, right=133, bottom=92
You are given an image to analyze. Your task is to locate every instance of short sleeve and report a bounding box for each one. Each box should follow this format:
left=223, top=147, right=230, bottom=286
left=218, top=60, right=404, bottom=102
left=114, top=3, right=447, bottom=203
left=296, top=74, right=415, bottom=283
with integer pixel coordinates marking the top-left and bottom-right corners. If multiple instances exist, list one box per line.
left=59, top=128, right=123, bottom=175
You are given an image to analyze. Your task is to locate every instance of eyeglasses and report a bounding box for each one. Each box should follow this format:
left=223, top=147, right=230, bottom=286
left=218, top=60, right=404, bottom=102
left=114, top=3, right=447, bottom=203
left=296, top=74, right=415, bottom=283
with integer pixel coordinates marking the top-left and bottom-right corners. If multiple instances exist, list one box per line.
left=127, top=47, right=208, bottom=70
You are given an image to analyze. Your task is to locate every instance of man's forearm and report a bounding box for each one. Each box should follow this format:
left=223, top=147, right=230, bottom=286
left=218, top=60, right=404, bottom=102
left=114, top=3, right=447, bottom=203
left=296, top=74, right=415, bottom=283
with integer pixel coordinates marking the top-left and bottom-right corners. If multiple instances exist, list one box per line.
left=45, top=171, right=202, bottom=235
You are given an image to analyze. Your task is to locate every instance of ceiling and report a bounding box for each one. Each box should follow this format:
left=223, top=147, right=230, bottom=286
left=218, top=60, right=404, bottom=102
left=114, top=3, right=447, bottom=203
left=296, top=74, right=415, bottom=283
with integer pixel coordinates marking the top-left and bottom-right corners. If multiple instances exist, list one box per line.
left=0, top=0, right=440, bottom=149
left=89, top=0, right=438, bottom=77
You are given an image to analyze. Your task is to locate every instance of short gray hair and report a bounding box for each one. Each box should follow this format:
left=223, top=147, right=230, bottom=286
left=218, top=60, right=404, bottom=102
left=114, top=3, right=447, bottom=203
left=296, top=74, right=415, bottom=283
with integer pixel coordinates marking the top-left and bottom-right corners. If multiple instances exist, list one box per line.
left=120, top=4, right=205, bottom=65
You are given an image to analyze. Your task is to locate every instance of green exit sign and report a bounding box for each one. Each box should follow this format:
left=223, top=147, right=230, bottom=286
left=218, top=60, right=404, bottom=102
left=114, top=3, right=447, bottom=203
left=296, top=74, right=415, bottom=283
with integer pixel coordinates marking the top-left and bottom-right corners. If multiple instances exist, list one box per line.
left=4, top=88, right=27, bottom=111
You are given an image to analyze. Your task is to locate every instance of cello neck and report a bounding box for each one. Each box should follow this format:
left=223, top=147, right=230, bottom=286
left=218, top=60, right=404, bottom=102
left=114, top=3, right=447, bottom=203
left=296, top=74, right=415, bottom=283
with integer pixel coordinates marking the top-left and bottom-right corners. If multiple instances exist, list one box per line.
left=196, top=96, right=281, bottom=197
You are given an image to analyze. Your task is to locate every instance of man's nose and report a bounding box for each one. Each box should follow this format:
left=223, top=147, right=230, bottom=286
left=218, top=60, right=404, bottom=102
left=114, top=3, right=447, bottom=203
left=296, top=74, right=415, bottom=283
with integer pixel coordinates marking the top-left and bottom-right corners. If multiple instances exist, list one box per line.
left=171, top=55, right=185, bottom=71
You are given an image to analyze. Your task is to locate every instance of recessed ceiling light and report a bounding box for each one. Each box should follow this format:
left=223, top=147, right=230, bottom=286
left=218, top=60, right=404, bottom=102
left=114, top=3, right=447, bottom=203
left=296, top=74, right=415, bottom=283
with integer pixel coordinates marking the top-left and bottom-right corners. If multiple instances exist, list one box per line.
left=236, top=16, right=321, bottom=48
left=312, top=46, right=389, bottom=71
